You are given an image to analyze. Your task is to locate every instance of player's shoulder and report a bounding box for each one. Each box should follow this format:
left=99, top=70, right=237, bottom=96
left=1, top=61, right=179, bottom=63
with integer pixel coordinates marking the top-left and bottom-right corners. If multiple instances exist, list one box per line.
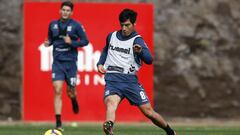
left=48, top=20, right=58, bottom=27
left=133, top=31, right=141, bottom=38
left=70, top=19, right=82, bottom=26
left=134, top=36, right=145, bottom=44
left=104, top=31, right=115, bottom=43
left=107, top=31, right=116, bottom=38
left=49, top=19, right=58, bottom=24
left=109, top=31, right=117, bottom=35
left=71, top=19, right=86, bottom=30
left=48, top=20, right=58, bottom=28
left=132, top=32, right=143, bottom=40
left=133, top=33, right=147, bottom=46
left=70, top=19, right=79, bottom=23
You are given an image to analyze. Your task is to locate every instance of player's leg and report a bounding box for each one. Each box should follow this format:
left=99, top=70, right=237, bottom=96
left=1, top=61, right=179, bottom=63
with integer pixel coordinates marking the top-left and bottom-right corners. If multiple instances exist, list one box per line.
left=65, top=61, right=79, bottom=114
left=138, top=103, right=177, bottom=135
left=53, top=80, right=64, bottom=129
left=52, top=61, right=65, bottom=130
left=103, top=81, right=123, bottom=135
left=67, top=85, right=79, bottom=114
left=105, top=94, right=121, bottom=122
left=103, top=94, right=121, bottom=135
left=125, top=83, right=177, bottom=135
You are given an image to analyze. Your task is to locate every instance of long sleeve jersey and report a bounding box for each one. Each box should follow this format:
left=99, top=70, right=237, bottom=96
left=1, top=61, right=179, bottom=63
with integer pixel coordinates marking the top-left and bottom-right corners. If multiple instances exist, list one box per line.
left=48, top=19, right=89, bottom=61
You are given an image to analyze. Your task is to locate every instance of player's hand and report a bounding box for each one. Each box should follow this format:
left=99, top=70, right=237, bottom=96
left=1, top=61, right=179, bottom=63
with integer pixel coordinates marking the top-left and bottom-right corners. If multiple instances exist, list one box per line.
left=133, top=44, right=142, bottom=53
left=43, top=39, right=50, bottom=47
left=63, top=34, right=72, bottom=45
left=97, top=64, right=106, bottom=74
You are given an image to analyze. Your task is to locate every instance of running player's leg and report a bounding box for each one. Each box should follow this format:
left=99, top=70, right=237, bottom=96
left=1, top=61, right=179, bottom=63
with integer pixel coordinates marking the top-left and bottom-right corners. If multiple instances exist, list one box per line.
left=53, top=80, right=64, bottom=130
left=65, top=61, right=79, bottom=114
left=67, top=85, right=79, bottom=114
left=52, top=61, right=65, bottom=129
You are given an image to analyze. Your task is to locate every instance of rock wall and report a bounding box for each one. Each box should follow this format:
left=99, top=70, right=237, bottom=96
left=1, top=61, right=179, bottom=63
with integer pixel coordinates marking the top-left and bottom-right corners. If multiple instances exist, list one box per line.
left=154, top=0, right=240, bottom=118
left=0, top=0, right=22, bottom=120
left=0, top=0, right=239, bottom=120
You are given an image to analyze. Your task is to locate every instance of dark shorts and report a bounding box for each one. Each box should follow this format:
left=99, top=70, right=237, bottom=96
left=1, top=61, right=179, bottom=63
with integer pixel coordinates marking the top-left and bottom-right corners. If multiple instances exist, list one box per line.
left=104, top=81, right=149, bottom=106
left=52, top=60, right=77, bottom=88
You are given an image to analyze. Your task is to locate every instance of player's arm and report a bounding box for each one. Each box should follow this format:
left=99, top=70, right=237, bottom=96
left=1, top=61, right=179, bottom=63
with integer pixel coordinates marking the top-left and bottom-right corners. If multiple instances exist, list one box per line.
left=70, top=23, right=89, bottom=48
left=133, top=37, right=153, bottom=65
left=97, top=33, right=112, bottom=74
left=44, top=23, right=53, bottom=47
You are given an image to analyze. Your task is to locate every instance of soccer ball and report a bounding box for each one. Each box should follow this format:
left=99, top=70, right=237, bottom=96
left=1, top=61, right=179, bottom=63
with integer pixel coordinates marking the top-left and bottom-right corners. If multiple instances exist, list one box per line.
left=44, top=129, right=63, bottom=135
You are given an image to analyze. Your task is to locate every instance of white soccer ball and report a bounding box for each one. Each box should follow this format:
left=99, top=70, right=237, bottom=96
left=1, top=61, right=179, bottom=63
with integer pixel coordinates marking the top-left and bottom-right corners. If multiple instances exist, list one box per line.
left=44, top=129, right=63, bottom=135
left=71, top=122, right=78, bottom=127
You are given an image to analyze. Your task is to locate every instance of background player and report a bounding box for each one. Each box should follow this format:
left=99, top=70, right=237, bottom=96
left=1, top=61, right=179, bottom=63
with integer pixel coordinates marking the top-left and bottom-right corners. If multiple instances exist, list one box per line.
left=43, top=1, right=89, bottom=131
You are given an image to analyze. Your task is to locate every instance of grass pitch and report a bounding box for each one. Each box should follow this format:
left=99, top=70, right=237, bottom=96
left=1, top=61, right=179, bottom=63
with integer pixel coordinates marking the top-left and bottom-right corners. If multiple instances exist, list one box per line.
left=0, top=122, right=239, bottom=135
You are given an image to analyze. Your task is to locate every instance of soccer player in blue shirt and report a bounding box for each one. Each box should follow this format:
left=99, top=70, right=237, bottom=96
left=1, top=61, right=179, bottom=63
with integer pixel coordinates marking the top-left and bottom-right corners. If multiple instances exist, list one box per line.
left=97, top=9, right=177, bottom=135
left=43, top=1, right=89, bottom=131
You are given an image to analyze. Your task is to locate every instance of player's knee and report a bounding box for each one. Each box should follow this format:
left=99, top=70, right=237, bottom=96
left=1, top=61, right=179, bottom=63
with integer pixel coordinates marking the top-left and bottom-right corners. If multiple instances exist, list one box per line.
left=105, top=99, right=117, bottom=111
left=54, top=88, right=62, bottom=96
left=68, top=93, right=75, bottom=99
left=142, top=108, right=154, bottom=118
left=106, top=100, right=115, bottom=108
left=67, top=89, right=76, bottom=98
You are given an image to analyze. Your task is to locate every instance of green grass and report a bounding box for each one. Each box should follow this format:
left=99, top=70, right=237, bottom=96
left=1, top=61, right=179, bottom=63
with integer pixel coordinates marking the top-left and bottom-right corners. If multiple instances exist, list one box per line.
left=0, top=123, right=239, bottom=135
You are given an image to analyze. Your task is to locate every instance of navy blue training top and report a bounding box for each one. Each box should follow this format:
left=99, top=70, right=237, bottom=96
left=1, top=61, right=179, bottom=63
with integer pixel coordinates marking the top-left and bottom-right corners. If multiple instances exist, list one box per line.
left=48, top=19, right=89, bottom=61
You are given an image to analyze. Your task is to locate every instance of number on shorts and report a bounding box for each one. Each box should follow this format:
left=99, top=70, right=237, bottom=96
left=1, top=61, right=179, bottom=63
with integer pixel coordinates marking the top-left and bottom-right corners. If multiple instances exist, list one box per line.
left=70, top=77, right=76, bottom=86
left=140, top=91, right=146, bottom=100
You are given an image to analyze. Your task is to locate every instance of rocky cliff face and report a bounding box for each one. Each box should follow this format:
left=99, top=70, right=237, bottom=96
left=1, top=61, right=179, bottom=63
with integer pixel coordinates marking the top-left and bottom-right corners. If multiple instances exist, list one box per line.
left=0, top=0, right=239, bottom=120
left=0, top=0, right=22, bottom=120
left=154, top=0, right=240, bottom=118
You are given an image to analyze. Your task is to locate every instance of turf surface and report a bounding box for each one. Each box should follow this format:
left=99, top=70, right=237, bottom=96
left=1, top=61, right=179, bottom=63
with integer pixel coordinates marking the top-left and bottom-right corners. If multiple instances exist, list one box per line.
left=0, top=123, right=239, bottom=135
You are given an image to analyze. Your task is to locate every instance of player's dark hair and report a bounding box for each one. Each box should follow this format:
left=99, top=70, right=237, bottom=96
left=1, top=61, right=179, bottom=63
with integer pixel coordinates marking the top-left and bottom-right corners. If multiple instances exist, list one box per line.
left=61, top=1, right=74, bottom=11
left=119, top=8, right=137, bottom=24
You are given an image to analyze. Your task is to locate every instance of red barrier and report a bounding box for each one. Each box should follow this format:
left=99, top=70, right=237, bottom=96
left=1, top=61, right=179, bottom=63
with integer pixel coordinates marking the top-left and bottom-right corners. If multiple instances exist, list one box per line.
left=23, top=2, right=153, bottom=121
